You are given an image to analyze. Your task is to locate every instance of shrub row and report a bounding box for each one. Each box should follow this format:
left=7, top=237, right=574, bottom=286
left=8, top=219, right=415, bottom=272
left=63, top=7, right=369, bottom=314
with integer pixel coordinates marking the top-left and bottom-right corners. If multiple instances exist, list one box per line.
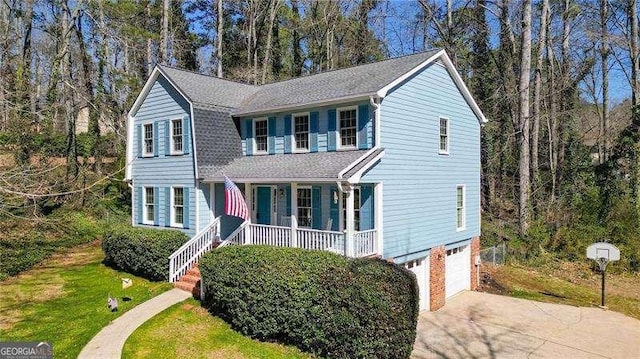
left=200, top=246, right=419, bottom=359
left=102, top=225, right=188, bottom=281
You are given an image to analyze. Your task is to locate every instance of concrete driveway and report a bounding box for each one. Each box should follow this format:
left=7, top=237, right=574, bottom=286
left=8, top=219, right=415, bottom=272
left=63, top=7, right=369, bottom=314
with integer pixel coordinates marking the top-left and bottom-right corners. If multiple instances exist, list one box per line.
left=412, top=291, right=640, bottom=359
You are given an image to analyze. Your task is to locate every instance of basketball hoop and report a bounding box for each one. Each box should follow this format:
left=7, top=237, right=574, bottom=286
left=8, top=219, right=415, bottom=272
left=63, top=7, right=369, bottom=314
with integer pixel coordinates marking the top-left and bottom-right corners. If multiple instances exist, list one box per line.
left=586, top=242, right=620, bottom=308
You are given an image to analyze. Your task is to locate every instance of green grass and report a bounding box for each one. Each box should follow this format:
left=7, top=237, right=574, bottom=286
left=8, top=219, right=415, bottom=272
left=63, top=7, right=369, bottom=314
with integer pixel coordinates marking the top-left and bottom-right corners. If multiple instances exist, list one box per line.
left=484, top=263, right=640, bottom=320
left=0, top=242, right=172, bottom=359
left=122, top=299, right=312, bottom=359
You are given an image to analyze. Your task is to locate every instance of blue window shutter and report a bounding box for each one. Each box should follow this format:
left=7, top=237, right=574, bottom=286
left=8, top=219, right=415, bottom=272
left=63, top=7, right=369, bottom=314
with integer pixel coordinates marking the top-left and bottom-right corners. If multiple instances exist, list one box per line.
left=327, top=109, right=336, bottom=151
left=165, top=187, right=171, bottom=226
left=183, top=117, right=191, bottom=154
left=245, top=119, right=253, bottom=156
left=329, top=186, right=339, bottom=231
left=153, top=122, right=159, bottom=157
left=310, top=111, right=319, bottom=152
left=285, top=186, right=291, bottom=216
left=268, top=117, right=276, bottom=155
left=183, top=187, right=190, bottom=229
left=136, top=124, right=142, bottom=158
left=284, top=115, right=292, bottom=154
left=164, top=120, right=170, bottom=156
left=312, top=186, right=321, bottom=229
left=360, top=185, right=373, bottom=230
left=153, top=187, right=160, bottom=225
left=358, top=104, right=369, bottom=150
left=136, top=187, right=143, bottom=224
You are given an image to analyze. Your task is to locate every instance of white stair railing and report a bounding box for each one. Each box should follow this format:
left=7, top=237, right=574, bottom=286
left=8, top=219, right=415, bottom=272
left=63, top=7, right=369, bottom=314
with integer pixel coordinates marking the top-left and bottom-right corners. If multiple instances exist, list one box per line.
left=217, top=220, right=249, bottom=248
left=168, top=217, right=221, bottom=283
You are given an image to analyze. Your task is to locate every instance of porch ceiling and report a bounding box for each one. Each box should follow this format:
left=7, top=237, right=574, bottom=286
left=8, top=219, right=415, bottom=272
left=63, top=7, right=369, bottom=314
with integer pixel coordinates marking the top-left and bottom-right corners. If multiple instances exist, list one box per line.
left=199, top=149, right=383, bottom=183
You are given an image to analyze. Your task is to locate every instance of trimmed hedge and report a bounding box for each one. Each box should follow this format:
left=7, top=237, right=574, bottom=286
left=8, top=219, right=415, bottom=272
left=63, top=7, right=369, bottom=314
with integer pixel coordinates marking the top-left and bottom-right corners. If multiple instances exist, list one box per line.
left=102, top=225, right=189, bottom=281
left=200, top=246, right=419, bottom=359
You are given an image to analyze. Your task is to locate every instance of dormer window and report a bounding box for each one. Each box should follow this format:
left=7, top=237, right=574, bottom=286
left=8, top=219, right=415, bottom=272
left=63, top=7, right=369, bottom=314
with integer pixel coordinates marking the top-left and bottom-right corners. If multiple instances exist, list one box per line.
left=338, top=107, right=357, bottom=149
left=253, top=118, right=268, bottom=154
left=294, top=113, right=309, bottom=152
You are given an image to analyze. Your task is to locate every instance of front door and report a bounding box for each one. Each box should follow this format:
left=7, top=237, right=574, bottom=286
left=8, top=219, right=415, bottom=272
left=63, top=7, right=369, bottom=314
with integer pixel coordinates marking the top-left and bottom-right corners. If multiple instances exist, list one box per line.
left=255, top=186, right=272, bottom=225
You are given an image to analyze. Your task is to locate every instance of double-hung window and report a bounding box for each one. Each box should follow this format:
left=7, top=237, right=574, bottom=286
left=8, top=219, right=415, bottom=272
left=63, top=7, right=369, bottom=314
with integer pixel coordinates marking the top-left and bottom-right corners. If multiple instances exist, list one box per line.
left=172, top=187, right=184, bottom=227
left=456, top=185, right=465, bottom=230
left=297, top=187, right=312, bottom=227
left=143, top=187, right=154, bottom=224
left=143, top=123, right=153, bottom=156
left=339, top=108, right=357, bottom=148
left=254, top=118, right=268, bottom=154
left=439, top=117, right=449, bottom=154
left=293, top=114, right=309, bottom=151
left=342, top=186, right=361, bottom=231
left=171, top=119, right=183, bottom=154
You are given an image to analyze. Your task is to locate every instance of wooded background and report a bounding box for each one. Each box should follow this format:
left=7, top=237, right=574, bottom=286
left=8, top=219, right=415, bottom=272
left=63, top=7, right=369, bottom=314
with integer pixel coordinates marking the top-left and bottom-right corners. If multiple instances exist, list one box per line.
left=1, top=0, right=639, bottom=270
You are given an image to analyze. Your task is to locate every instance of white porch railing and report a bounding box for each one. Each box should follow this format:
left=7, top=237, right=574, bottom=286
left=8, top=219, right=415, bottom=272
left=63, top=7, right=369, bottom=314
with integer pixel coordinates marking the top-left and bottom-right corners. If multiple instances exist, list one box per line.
left=169, top=216, right=221, bottom=283
left=248, top=224, right=292, bottom=247
left=354, top=229, right=377, bottom=257
left=297, top=227, right=346, bottom=254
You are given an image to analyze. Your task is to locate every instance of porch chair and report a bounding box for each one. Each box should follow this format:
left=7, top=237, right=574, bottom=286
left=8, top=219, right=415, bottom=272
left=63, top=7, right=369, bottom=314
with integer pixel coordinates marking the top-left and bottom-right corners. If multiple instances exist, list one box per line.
left=325, top=218, right=333, bottom=231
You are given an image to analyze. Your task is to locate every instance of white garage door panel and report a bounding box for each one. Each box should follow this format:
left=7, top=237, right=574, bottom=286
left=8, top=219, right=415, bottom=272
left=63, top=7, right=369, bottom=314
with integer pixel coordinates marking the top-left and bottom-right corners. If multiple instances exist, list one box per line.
left=445, top=245, right=470, bottom=298
left=406, top=257, right=430, bottom=311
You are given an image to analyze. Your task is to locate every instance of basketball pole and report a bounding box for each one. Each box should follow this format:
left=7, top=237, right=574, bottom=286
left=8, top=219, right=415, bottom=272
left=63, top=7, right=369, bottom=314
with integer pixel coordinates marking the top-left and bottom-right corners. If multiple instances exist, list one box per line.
left=601, top=268, right=605, bottom=307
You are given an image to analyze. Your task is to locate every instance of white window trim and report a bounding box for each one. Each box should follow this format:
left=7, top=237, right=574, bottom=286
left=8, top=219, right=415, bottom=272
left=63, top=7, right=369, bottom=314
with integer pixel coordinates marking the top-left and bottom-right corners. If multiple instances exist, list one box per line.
left=169, top=118, right=184, bottom=155
left=170, top=186, right=185, bottom=228
left=292, top=112, right=310, bottom=153
left=142, top=122, right=154, bottom=157
left=297, top=185, right=312, bottom=227
left=456, top=184, right=465, bottom=231
left=253, top=117, right=269, bottom=155
left=439, top=117, right=450, bottom=155
left=337, top=106, right=359, bottom=150
left=143, top=186, right=154, bottom=225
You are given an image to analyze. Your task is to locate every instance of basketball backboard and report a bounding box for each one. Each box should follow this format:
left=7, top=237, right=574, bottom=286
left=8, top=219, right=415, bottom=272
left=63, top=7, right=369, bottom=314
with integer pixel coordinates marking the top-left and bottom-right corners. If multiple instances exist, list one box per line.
left=586, top=242, right=620, bottom=262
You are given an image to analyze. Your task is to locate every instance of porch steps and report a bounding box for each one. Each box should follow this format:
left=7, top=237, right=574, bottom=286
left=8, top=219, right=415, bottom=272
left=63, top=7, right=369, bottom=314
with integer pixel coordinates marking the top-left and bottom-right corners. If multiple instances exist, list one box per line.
left=174, top=263, right=202, bottom=298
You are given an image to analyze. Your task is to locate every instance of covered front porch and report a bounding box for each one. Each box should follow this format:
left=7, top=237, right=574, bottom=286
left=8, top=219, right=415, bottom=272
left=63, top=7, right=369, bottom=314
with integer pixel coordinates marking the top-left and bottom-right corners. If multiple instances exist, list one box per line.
left=218, top=181, right=380, bottom=258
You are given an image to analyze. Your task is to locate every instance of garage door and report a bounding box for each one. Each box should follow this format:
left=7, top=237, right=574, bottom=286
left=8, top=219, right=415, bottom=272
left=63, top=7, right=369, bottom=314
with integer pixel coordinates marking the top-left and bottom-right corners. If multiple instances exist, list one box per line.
left=405, top=257, right=430, bottom=311
left=445, top=244, right=470, bottom=298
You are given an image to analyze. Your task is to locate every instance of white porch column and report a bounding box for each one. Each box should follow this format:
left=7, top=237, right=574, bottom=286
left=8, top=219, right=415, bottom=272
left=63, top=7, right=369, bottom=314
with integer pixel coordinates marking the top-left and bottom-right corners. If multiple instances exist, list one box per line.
left=374, top=183, right=383, bottom=256
left=291, top=182, right=298, bottom=248
left=345, top=187, right=355, bottom=257
left=244, top=182, right=252, bottom=245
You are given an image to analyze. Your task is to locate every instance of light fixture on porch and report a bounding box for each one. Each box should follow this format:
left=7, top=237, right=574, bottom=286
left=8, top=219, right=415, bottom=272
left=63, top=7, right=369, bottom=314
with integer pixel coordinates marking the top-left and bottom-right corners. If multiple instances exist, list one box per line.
left=278, top=188, right=285, bottom=199
left=333, top=189, right=339, bottom=204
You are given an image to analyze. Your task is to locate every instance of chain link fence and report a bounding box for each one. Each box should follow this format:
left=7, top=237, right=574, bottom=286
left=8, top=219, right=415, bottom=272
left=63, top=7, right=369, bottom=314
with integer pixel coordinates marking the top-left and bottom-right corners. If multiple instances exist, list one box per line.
left=480, top=243, right=506, bottom=265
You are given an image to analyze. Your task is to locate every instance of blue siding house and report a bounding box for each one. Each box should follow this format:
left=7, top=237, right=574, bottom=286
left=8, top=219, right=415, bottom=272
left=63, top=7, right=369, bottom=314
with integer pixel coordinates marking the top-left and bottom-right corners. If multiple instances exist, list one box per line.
left=126, top=49, right=487, bottom=311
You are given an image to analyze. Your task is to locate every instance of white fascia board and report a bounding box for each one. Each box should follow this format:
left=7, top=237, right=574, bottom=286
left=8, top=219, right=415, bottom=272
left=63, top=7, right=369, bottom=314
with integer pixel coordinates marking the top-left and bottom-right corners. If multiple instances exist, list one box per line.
left=338, top=147, right=380, bottom=179
left=347, top=149, right=385, bottom=184
left=232, top=94, right=372, bottom=118
left=200, top=177, right=341, bottom=184
left=376, top=50, right=445, bottom=98
left=128, top=67, right=161, bottom=118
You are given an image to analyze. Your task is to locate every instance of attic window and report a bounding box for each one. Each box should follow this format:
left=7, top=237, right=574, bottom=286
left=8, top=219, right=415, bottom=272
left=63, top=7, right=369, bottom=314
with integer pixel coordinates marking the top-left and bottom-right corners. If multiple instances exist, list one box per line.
left=254, top=118, right=268, bottom=154
left=294, top=114, right=309, bottom=151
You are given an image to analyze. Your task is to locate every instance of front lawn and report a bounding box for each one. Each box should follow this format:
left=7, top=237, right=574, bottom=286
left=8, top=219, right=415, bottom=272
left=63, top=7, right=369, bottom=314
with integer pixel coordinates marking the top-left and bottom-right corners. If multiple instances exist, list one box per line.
left=122, top=299, right=311, bottom=359
left=0, top=242, right=172, bottom=359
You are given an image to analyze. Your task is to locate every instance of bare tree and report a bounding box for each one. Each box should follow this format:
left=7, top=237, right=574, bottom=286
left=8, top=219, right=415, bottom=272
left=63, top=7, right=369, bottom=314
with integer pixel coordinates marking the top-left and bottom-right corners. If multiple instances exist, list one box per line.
left=216, top=0, right=223, bottom=78
left=532, top=0, right=549, bottom=192
left=518, top=0, right=533, bottom=234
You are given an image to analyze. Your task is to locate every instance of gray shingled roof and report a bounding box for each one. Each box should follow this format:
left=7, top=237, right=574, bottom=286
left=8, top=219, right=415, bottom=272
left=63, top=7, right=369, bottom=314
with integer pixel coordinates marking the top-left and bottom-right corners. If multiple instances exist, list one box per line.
left=198, top=150, right=378, bottom=182
left=236, top=50, right=441, bottom=115
left=192, top=105, right=242, bottom=172
left=158, top=66, right=258, bottom=109
left=158, top=50, right=441, bottom=114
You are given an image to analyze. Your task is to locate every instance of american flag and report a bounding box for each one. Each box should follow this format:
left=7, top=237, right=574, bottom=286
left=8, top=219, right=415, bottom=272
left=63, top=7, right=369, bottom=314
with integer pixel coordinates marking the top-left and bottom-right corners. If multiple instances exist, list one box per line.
left=224, top=176, right=249, bottom=220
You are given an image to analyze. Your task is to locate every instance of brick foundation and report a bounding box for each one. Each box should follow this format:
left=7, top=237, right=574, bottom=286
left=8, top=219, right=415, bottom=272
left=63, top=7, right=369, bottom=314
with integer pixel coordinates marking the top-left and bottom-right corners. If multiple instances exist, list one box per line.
left=470, top=236, right=481, bottom=291
left=429, top=245, right=446, bottom=311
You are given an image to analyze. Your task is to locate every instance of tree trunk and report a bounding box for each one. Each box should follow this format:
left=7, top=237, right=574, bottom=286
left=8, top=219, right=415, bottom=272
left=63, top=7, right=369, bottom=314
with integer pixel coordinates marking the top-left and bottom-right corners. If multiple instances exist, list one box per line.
left=532, top=0, right=549, bottom=198
left=599, top=0, right=609, bottom=164
left=216, top=0, right=223, bottom=78
left=160, top=0, right=169, bottom=65
left=261, top=0, right=279, bottom=84
left=546, top=5, right=558, bottom=204
left=631, top=0, right=639, bottom=108
left=518, top=0, right=532, bottom=235
left=147, top=2, right=153, bottom=75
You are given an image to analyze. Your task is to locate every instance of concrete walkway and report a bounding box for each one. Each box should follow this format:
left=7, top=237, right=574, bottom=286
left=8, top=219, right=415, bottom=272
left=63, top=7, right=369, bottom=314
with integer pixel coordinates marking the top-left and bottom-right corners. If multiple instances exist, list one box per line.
left=412, top=291, right=640, bottom=359
left=78, top=288, right=191, bottom=359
